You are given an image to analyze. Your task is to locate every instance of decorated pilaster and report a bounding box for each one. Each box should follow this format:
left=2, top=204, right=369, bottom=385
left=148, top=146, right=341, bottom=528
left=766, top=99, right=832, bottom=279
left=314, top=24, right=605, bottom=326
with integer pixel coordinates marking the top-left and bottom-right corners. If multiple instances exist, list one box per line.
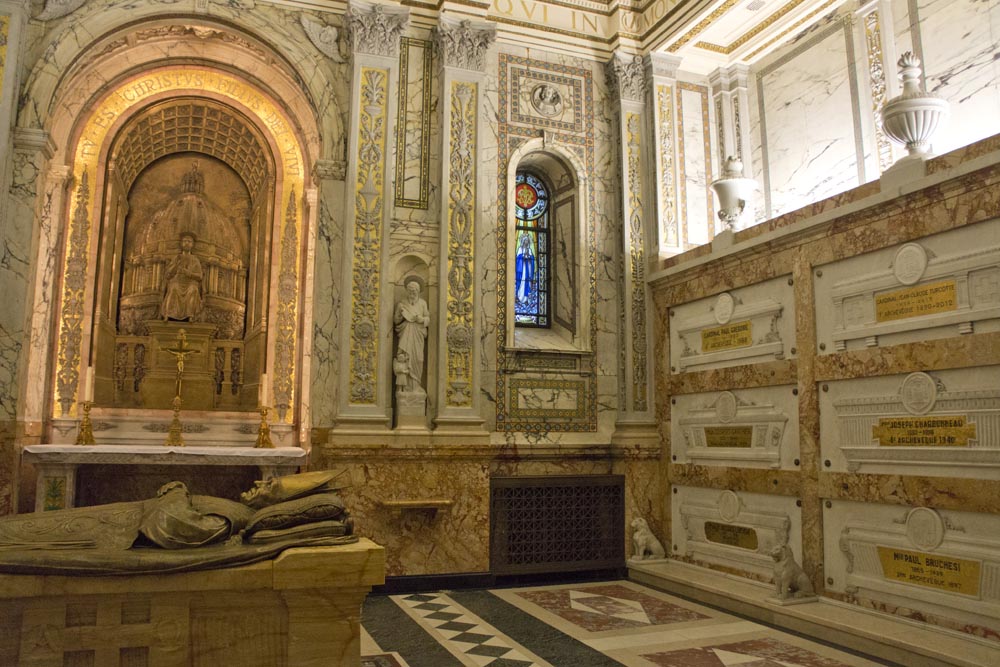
left=855, top=0, right=898, bottom=175
left=646, top=53, right=683, bottom=256
left=708, top=64, right=752, bottom=191
left=338, top=0, right=409, bottom=429
left=433, top=15, right=494, bottom=434
left=606, top=52, right=656, bottom=434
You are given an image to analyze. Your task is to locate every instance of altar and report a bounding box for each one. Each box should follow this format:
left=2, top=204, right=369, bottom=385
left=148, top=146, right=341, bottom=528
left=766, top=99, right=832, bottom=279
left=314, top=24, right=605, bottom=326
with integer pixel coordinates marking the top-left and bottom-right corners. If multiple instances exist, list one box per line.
left=0, top=540, right=385, bottom=667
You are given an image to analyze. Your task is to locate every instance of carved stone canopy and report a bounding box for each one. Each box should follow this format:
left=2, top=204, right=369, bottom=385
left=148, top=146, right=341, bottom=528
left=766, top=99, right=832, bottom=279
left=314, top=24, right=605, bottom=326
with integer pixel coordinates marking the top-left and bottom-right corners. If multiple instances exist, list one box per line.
left=346, top=0, right=410, bottom=58
left=435, top=15, right=496, bottom=72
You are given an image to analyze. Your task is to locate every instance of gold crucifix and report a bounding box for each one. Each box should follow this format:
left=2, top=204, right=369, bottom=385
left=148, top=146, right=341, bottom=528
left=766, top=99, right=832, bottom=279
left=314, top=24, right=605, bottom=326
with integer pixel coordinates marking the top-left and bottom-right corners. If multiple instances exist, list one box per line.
left=159, top=329, right=201, bottom=446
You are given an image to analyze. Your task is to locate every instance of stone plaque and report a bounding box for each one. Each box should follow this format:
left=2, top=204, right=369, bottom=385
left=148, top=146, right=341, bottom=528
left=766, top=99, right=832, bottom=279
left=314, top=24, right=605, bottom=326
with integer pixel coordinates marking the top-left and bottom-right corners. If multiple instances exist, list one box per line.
left=875, top=280, right=957, bottom=323
left=704, top=521, right=758, bottom=550
left=701, top=320, right=752, bottom=352
left=872, top=415, right=976, bottom=447
left=704, top=426, right=754, bottom=448
left=877, top=546, right=981, bottom=596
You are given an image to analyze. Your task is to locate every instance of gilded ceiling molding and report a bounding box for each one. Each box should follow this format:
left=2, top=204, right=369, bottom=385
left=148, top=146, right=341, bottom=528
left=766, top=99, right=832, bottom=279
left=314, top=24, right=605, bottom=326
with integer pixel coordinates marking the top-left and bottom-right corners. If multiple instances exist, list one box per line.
left=693, top=0, right=811, bottom=55
left=444, top=81, right=477, bottom=408
left=434, top=15, right=496, bottom=72
left=346, top=0, right=409, bottom=58
left=605, top=52, right=646, bottom=103
left=667, top=0, right=742, bottom=53
left=745, top=0, right=840, bottom=61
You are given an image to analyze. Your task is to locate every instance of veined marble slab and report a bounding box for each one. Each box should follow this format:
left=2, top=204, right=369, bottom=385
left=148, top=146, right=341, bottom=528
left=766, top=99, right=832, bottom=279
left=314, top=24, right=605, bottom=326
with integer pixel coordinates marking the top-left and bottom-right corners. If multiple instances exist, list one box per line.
left=821, top=367, right=1000, bottom=478
left=672, top=485, right=802, bottom=582
left=825, top=499, right=1000, bottom=639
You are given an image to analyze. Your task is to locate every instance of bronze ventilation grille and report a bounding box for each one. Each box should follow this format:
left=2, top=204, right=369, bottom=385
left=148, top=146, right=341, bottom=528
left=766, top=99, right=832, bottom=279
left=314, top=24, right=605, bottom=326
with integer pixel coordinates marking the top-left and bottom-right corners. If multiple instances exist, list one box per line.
left=490, top=475, right=625, bottom=576
left=112, top=98, right=271, bottom=199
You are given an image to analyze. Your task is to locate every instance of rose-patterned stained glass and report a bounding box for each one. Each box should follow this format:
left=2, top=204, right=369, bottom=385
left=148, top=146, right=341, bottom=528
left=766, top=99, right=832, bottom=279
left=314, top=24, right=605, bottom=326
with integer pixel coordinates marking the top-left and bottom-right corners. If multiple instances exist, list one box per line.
left=514, top=172, right=550, bottom=327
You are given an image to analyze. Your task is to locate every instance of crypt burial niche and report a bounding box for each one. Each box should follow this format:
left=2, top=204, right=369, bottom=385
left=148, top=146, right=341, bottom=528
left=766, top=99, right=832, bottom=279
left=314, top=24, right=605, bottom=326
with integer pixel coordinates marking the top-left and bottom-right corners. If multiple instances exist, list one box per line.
left=96, top=101, right=267, bottom=414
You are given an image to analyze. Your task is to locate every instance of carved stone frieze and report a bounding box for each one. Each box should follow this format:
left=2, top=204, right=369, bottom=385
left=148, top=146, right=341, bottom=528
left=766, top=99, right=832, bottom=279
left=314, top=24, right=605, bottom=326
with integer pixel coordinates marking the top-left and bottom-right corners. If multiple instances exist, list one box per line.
left=300, top=14, right=345, bottom=63
left=445, top=82, right=477, bottom=407
left=346, top=0, right=409, bottom=59
left=606, top=53, right=647, bottom=103
left=434, top=15, right=496, bottom=73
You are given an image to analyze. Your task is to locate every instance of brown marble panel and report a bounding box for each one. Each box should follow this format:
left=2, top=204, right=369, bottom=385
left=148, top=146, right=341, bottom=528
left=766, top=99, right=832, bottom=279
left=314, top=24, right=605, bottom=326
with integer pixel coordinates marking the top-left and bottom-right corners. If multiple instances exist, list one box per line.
left=825, top=591, right=1000, bottom=643
left=666, top=359, right=797, bottom=394
left=927, top=134, right=1000, bottom=174
left=643, top=637, right=858, bottom=667
left=819, top=474, right=1000, bottom=513
left=669, top=466, right=801, bottom=497
left=814, top=332, right=1000, bottom=381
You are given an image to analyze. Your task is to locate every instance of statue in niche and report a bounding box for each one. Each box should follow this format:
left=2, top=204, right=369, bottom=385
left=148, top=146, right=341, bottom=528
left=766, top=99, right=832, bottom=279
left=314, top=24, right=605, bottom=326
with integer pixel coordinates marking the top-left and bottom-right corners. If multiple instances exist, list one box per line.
left=393, top=349, right=411, bottom=393
left=393, top=280, right=430, bottom=393
left=160, top=232, right=204, bottom=321
left=0, top=471, right=355, bottom=575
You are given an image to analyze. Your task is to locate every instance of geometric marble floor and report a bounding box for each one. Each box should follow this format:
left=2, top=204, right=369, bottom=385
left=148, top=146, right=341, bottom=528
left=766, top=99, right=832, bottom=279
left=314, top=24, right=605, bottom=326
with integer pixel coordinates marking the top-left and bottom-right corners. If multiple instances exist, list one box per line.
left=361, top=580, right=898, bottom=667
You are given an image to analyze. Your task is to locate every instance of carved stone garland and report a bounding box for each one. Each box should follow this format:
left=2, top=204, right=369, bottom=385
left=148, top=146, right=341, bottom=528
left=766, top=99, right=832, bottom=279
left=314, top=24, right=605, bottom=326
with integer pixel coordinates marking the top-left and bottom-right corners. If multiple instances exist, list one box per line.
left=445, top=82, right=477, bottom=407
left=348, top=68, right=389, bottom=404
left=626, top=113, right=648, bottom=412
left=56, top=171, right=90, bottom=416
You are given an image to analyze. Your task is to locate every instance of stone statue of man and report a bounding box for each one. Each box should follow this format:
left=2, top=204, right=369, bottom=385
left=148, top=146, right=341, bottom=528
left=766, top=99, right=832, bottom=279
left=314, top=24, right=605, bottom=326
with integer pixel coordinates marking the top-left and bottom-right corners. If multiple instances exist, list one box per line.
left=393, top=280, right=430, bottom=392
left=161, top=232, right=204, bottom=321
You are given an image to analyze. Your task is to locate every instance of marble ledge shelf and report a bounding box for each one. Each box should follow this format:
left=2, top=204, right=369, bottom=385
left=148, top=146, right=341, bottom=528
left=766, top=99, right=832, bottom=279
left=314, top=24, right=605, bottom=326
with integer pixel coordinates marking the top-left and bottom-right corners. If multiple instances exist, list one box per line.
left=22, top=444, right=308, bottom=467
left=378, top=499, right=454, bottom=517
left=628, top=559, right=1000, bottom=667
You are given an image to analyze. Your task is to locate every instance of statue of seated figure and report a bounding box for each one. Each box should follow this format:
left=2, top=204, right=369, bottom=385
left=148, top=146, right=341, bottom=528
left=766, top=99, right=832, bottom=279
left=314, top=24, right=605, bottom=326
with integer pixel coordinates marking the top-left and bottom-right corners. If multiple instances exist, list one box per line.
left=0, top=471, right=355, bottom=575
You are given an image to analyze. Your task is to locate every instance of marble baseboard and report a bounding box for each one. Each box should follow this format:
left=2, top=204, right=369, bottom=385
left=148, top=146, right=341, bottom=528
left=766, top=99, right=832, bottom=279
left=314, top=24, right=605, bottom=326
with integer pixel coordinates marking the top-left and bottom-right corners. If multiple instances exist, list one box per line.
left=629, top=559, right=1000, bottom=667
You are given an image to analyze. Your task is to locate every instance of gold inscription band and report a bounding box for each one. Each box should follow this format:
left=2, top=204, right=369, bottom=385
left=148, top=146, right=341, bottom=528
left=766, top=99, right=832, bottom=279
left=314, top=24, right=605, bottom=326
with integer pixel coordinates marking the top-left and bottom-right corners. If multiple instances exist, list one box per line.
left=875, top=279, right=957, bottom=323
left=701, top=320, right=752, bottom=353
left=873, top=415, right=976, bottom=447
left=704, top=426, right=754, bottom=448
left=704, top=522, right=758, bottom=550
left=877, top=546, right=981, bottom=596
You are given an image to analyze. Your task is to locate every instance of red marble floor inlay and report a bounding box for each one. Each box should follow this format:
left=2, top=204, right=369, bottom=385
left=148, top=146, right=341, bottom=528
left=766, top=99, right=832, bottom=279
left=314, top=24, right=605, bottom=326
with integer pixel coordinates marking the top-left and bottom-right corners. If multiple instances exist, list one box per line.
left=515, top=584, right=709, bottom=632
left=643, top=637, right=859, bottom=667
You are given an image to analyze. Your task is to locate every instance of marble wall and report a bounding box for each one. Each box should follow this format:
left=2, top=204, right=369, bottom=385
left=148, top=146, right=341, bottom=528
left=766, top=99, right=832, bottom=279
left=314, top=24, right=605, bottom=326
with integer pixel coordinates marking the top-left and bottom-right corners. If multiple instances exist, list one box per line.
left=651, top=135, right=1000, bottom=641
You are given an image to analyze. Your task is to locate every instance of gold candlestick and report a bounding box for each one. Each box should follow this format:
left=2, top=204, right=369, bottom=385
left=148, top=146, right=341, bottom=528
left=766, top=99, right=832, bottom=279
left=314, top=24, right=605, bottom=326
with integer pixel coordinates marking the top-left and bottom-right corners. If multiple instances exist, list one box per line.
left=159, top=329, right=200, bottom=447
left=75, top=401, right=96, bottom=445
left=255, top=406, right=274, bottom=449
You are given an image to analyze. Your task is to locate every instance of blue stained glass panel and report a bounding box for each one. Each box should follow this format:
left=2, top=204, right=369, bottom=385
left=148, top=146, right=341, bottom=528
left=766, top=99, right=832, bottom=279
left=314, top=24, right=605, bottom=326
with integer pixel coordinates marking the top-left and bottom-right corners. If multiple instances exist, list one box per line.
left=514, top=171, right=550, bottom=327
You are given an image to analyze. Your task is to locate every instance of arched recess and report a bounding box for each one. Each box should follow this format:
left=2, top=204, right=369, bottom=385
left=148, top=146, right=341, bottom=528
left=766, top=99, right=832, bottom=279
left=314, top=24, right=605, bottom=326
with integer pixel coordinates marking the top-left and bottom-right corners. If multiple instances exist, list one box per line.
left=504, top=138, right=592, bottom=353
left=21, top=20, right=328, bottom=444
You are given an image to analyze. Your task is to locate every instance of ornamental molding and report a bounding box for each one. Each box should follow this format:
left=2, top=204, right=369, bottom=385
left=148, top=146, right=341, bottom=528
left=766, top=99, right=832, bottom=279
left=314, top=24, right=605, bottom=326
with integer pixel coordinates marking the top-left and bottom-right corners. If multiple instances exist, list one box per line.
left=346, top=0, right=409, bottom=58
left=435, top=15, right=496, bottom=73
left=606, top=53, right=647, bottom=103
left=646, top=52, right=682, bottom=80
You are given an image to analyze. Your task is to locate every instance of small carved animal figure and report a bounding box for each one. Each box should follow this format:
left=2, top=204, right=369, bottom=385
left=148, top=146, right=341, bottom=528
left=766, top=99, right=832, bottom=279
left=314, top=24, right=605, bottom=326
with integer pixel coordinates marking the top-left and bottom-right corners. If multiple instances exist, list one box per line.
left=770, top=544, right=815, bottom=599
left=630, top=517, right=666, bottom=560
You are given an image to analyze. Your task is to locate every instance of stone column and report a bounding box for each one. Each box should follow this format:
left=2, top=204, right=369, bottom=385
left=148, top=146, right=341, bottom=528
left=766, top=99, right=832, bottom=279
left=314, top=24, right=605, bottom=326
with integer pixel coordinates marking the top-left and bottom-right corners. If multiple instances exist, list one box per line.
left=432, top=15, right=494, bottom=435
left=709, top=64, right=752, bottom=186
left=646, top=53, right=683, bottom=256
left=338, top=0, right=409, bottom=430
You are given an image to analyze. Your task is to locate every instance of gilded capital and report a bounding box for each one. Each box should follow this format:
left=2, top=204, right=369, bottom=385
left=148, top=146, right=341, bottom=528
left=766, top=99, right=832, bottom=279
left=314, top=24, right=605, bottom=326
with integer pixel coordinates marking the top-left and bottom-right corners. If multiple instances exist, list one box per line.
left=606, top=52, right=647, bottom=103
left=434, top=15, right=496, bottom=72
left=346, top=0, right=410, bottom=58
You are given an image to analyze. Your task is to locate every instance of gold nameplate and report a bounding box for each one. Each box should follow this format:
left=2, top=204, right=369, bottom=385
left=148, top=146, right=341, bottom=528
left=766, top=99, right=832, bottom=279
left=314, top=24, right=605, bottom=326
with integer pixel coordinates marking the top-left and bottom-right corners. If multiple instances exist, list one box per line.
left=878, top=547, right=980, bottom=596
left=873, top=416, right=976, bottom=447
left=875, top=279, right=957, bottom=322
left=701, top=320, right=752, bottom=353
left=705, top=522, right=758, bottom=550
left=704, top=426, right=753, bottom=448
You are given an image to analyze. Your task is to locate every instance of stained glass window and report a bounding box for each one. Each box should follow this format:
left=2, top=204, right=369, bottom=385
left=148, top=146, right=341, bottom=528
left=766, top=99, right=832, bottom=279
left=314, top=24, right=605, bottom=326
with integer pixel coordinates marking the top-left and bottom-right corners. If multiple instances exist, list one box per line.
left=513, top=172, right=550, bottom=327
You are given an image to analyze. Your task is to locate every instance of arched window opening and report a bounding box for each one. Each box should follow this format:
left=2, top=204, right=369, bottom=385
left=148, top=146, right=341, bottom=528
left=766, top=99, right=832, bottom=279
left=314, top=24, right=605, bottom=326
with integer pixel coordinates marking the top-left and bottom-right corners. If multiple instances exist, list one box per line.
left=513, top=171, right=551, bottom=327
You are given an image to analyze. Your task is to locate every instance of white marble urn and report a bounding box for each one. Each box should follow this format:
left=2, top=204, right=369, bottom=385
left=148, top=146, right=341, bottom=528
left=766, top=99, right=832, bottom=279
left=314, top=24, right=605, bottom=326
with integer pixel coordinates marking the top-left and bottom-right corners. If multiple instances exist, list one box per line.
left=710, top=157, right=758, bottom=232
left=881, top=52, right=949, bottom=160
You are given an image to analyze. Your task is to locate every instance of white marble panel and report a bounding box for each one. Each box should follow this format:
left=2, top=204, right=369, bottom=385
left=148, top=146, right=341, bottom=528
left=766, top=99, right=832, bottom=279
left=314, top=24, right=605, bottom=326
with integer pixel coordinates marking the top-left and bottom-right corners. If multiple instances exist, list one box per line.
left=814, top=219, right=1000, bottom=353
left=915, top=0, right=1000, bottom=156
left=759, top=25, right=860, bottom=217
left=679, top=84, right=712, bottom=246
left=673, top=385, right=799, bottom=470
left=672, top=485, right=802, bottom=581
left=669, top=275, right=796, bottom=373
left=825, top=500, right=1000, bottom=636
left=820, top=366, right=1000, bottom=478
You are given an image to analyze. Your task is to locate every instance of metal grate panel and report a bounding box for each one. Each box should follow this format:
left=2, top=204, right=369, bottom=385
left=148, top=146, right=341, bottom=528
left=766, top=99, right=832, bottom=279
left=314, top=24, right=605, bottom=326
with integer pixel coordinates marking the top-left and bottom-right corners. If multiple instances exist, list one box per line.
left=490, top=475, right=624, bottom=575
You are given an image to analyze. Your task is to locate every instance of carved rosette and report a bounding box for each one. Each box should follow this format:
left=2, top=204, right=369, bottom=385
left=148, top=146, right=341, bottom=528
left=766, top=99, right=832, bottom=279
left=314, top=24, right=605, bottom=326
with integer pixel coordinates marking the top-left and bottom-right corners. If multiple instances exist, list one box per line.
left=606, top=53, right=647, bottom=103
left=346, top=0, right=409, bottom=58
left=273, top=191, right=299, bottom=422
left=349, top=68, right=389, bottom=404
left=626, top=113, right=647, bottom=412
left=657, top=85, right=678, bottom=248
left=445, top=82, right=477, bottom=407
left=55, top=170, right=91, bottom=416
left=435, top=16, right=496, bottom=72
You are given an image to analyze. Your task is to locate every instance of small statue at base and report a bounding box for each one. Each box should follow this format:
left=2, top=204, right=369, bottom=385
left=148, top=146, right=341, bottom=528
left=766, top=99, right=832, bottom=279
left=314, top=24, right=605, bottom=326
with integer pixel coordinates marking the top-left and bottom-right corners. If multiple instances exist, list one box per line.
left=770, top=544, right=815, bottom=599
left=630, top=517, right=666, bottom=560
